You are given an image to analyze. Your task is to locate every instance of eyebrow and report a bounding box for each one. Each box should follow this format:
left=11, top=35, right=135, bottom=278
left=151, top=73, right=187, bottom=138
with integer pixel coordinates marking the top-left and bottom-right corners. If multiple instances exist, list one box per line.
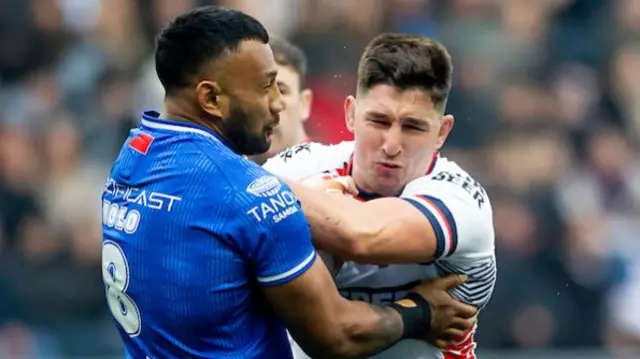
left=265, top=70, right=278, bottom=81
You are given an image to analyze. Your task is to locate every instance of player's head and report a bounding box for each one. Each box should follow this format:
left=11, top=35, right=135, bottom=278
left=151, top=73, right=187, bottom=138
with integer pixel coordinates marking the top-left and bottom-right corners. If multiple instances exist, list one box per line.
left=249, top=38, right=313, bottom=164
left=155, top=6, right=285, bottom=155
left=345, top=33, right=454, bottom=196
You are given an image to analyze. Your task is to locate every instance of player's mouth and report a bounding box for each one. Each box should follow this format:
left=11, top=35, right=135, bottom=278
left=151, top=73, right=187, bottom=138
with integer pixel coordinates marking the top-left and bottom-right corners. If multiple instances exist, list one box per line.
left=375, top=161, right=402, bottom=170
left=265, top=123, right=277, bottom=136
left=265, top=117, right=280, bottom=136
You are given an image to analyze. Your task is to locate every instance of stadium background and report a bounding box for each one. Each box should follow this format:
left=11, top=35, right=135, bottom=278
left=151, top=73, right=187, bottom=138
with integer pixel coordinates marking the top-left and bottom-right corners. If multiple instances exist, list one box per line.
left=0, top=0, right=639, bottom=358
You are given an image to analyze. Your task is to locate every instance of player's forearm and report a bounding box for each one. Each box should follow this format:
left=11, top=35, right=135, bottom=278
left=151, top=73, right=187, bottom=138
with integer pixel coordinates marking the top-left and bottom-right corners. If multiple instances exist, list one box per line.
left=299, top=300, right=404, bottom=358
left=283, top=179, right=383, bottom=259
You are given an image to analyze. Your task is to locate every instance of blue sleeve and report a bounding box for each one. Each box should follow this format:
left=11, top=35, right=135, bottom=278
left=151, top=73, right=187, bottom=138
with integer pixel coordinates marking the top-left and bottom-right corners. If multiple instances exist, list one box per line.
left=236, top=175, right=316, bottom=287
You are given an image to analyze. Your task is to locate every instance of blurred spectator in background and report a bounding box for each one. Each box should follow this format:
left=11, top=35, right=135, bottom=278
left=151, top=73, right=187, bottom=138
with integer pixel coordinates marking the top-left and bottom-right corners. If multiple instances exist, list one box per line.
left=249, top=37, right=313, bottom=165
left=0, top=0, right=639, bottom=358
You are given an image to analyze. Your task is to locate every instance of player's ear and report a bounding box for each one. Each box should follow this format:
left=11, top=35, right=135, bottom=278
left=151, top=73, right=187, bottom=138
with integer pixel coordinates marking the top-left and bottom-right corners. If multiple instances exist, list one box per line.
left=436, top=114, right=454, bottom=150
left=196, top=80, right=224, bottom=118
left=344, top=95, right=356, bottom=133
left=299, top=89, right=313, bottom=122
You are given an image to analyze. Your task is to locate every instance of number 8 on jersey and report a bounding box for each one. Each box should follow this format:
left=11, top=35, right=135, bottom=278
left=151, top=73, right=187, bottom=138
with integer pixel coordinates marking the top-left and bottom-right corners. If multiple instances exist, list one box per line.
left=102, top=240, right=142, bottom=336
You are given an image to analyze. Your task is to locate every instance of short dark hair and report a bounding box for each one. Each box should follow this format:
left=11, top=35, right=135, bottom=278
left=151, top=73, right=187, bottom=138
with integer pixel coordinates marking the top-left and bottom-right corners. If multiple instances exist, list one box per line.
left=155, top=6, right=269, bottom=94
left=357, top=33, right=453, bottom=110
left=269, top=37, right=308, bottom=88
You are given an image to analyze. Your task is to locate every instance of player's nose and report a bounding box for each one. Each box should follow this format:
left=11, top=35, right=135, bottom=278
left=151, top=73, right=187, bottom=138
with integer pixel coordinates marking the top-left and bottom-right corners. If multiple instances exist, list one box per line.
left=382, top=127, right=402, bottom=157
left=270, top=86, right=286, bottom=115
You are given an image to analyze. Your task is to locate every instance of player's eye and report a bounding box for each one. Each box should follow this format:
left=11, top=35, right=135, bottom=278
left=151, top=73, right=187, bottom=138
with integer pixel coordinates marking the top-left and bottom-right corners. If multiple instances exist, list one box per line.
left=278, top=85, right=290, bottom=95
left=368, top=118, right=389, bottom=126
left=405, top=125, right=426, bottom=132
left=263, top=79, right=276, bottom=91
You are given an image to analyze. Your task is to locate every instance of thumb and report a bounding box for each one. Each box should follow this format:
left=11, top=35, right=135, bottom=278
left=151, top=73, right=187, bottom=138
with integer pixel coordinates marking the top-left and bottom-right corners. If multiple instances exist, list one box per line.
left=438, top=274, right=467, bottom=289
left=338, top=176, right=358, bottom=196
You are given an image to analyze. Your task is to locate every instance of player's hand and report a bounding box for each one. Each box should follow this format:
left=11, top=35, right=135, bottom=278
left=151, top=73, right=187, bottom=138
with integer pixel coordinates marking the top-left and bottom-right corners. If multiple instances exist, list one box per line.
left=409, top=274, right=477, bottom=348
left=300, top=173, right=358, bottom=196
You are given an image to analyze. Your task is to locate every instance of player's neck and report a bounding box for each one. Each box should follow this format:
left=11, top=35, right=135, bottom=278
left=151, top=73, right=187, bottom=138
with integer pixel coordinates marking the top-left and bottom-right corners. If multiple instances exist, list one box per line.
left=295, top=128, right=310, bottom=143
left=162, top=101, right=225, bottom=137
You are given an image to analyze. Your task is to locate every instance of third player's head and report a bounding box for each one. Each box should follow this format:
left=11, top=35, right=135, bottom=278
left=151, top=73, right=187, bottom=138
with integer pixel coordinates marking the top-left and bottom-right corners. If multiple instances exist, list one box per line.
left=249, top=38, right=313, bottom=165
left=155, top=6, right=285, bottom=155
left=345, top=33, right=454, bottom=196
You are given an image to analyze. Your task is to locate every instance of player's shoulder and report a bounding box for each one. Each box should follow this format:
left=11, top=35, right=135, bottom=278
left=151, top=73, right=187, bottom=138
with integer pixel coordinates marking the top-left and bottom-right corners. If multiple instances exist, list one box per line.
left=404, top=155, right=494, bottom=258
left=191, top=154, right=305, bottom=234
left=263, top=141, right=355, bottom=180
left=404, top=155, right=491, bottom=210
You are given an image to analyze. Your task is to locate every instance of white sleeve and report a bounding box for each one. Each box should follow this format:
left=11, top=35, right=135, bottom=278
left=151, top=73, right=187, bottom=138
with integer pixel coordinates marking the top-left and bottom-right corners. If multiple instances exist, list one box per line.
left=400, top=171, right=495, bottom=262
left=288, top=332, right=312, bottom=359
left=262, top=142, right=325, bottom=181
left=401, top=171, right=496, bottom=309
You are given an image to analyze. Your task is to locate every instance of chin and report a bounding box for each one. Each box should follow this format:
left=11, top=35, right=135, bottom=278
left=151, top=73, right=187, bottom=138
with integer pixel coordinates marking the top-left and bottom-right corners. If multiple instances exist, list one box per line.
left=241, top=140, right=270, bottom=157
left=369, top=180, right=404, bottom=197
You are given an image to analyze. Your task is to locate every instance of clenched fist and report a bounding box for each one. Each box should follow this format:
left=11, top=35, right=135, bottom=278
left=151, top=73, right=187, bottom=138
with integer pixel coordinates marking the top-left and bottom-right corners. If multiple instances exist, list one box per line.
left=300, top=173, right=358, bottom=196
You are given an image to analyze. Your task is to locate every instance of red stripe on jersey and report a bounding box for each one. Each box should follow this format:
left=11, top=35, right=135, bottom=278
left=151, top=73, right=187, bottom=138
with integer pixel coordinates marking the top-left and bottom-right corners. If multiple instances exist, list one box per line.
left=346, top=154, right=354, bottom=176
left=415, top=194, right=455, bottom=254
left=336, top=158, right=350, bottom=177
left=426, top=151, right=438, bottom=174
left=129, top=133, right=154, bottom=155
left=443, top=328, right=477, bottom=359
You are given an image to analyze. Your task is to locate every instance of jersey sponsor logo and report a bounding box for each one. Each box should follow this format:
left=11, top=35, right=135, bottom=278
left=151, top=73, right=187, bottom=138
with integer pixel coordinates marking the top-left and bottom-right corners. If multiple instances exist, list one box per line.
left=103, top=178, right=182, bottom=212
left=278, top=143, right=311, bottom=162
left=246, top=188, right=299, bottom=223
left=339, top=281, right=420, bottom=305
left=431, top=171, right=487, bottom=208
left=246, top=175, right=282, bottom=198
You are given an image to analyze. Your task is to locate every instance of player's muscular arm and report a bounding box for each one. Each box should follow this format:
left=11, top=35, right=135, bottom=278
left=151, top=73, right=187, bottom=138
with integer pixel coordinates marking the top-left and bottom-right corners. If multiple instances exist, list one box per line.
left=264, top=259, right=476, bottom=358
left=284, top=179, right=442, bottom=264
left=264, top=257, right=404, bottom=358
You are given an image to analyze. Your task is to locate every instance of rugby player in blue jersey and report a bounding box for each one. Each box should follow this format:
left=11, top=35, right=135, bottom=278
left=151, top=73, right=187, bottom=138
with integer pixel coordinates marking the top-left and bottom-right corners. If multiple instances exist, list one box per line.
left=101, top=6, right=476, bottom=359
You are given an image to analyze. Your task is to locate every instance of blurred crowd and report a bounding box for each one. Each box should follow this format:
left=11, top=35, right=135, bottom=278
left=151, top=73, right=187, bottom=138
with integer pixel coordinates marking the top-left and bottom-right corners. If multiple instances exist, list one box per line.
left=0, top=0, right=639, bottom=357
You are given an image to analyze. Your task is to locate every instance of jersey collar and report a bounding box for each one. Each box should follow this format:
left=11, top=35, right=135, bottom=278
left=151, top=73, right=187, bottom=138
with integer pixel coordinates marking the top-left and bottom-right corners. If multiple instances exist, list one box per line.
left=139, top=111, right=233, bottom=150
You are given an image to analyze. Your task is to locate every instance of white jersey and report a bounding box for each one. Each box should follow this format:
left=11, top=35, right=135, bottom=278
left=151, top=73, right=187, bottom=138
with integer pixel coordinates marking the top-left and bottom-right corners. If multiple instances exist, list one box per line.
left=264, top=142, right=496, bottom=359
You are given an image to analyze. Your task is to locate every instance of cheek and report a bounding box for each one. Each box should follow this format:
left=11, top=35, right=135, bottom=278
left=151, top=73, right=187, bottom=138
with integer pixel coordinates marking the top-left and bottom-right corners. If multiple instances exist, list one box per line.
left=281, top=98, right=299, bottom=120
left=406, top=138, right=437, bottom=166
left=354, top=126, right=382, bottom=156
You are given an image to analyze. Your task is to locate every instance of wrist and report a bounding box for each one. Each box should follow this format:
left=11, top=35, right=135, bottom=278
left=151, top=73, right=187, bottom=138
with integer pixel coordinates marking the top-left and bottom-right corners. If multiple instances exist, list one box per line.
left=386, top=292, right=432, bottom=339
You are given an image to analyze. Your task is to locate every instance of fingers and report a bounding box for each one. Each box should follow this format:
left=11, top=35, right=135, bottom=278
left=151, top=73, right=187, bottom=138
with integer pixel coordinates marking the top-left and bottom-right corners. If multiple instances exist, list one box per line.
left=440, top=274, right=467, bottom=289
left=453, top=301, right=478, bottom=319
left=333, top=176, right=358, bottom=196
left=438, top=327, right=467, bottom=340
left=430, top=327, right=470, bottom=349
left=301, top=174, right=358, bottom=196
left=448, top=316, right=477, bottom=332
left=431, top=338, right=450, bottom=349
left=344, top=177, right=359, bottom=196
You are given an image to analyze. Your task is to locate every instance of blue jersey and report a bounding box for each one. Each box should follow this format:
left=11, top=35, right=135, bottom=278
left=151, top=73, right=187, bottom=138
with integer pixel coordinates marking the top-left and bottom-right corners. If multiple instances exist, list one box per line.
left=101, top=111, right=317, bottom=359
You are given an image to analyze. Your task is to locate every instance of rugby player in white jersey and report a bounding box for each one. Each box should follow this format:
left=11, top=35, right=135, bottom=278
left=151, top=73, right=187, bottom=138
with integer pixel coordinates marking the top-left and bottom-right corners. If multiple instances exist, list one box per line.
left=264, top=33, right=496, bottom=359
left=249, top=37, right=313, bottom=165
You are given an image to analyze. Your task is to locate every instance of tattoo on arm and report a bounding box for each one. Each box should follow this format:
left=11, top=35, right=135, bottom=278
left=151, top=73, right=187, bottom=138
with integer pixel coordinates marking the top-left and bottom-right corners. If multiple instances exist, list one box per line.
left=349, top=304, right=404, bottom=355
left=369, top=305, right=404, bottom=346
